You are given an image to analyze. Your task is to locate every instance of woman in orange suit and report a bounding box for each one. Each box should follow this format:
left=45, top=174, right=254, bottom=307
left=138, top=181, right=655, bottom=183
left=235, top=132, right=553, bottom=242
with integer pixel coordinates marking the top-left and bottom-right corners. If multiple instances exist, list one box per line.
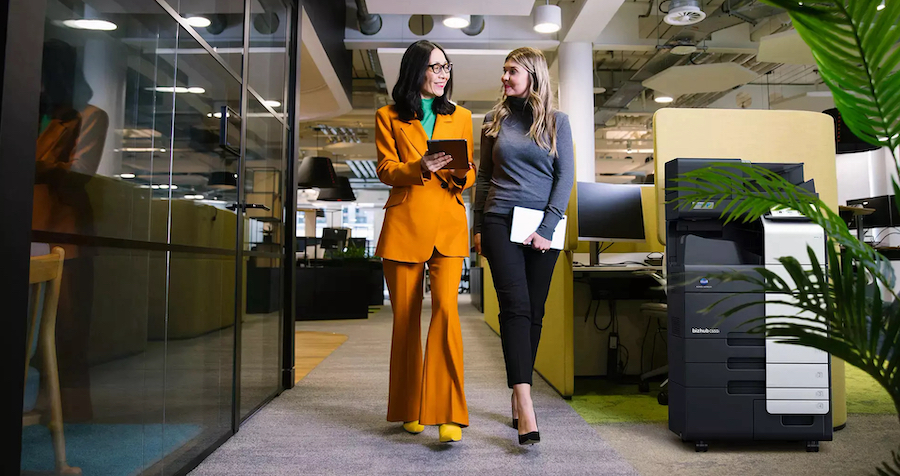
left=374, top=40, right=475, bottom=443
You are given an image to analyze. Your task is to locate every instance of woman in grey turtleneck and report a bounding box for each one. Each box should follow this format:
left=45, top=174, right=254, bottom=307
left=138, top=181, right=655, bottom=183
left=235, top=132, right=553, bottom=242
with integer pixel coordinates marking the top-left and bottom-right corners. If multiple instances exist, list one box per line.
left=472, top=47, right=574, bottom=446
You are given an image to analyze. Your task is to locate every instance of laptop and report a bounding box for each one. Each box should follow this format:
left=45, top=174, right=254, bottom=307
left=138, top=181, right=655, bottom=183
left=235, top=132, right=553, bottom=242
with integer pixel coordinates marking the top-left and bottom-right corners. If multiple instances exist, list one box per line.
left=509, top=206, right=567, bottom=250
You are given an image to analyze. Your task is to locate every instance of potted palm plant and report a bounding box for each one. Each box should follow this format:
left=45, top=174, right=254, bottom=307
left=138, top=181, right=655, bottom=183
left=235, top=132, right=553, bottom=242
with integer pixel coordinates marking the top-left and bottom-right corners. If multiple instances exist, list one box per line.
left=669, top=1, right=899, bottom=473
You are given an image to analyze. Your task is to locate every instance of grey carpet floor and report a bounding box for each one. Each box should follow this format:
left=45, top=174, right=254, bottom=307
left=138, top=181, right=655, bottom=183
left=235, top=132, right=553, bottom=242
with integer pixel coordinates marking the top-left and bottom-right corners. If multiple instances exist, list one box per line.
left=593, top=414, right=900, bottom=476
left=189, top=295, right=638, bottom=475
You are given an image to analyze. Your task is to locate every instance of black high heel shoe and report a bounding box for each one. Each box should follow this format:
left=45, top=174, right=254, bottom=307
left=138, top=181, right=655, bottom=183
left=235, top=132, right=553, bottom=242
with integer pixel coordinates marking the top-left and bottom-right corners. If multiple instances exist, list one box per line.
left=518, top=429, right=540, bottom=445
left=517, top=412, right=539, bottom=445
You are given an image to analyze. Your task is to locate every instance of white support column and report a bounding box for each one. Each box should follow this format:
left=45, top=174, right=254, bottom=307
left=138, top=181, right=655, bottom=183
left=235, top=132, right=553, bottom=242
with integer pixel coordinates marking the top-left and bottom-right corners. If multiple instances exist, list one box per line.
left=557, top=42, right=595, bottom=183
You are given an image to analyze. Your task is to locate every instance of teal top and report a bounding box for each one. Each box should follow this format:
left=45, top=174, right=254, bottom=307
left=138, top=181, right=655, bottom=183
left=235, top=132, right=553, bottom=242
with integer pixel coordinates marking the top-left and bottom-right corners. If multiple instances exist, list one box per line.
left=420, top=97, right=436, bottom=140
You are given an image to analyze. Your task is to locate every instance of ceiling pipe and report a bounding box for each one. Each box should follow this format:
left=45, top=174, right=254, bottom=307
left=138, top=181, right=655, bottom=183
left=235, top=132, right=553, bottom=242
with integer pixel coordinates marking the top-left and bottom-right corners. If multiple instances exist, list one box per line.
left=594, top=0, right=785, bottom=126
left=461, top=15, right=485, bottom=36
left=355, top=0, right=382, bottom=35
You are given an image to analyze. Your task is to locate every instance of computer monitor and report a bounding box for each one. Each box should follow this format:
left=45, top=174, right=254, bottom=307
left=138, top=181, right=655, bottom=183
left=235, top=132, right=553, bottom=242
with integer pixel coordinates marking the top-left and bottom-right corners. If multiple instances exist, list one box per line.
left=320, top=228, right=348, bottom=250
left=296, top=236, right=320, bottom=248
left=846, top=195, right=899, bottom=229
left=577, top=181, right=646, bottom=242
left=348, top=237, right=366, bottom=250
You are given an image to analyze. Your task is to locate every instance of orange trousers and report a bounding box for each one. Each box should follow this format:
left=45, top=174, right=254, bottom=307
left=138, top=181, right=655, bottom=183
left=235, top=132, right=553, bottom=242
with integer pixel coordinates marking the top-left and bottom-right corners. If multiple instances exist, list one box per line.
left=383, top=251, right=469, bottom=427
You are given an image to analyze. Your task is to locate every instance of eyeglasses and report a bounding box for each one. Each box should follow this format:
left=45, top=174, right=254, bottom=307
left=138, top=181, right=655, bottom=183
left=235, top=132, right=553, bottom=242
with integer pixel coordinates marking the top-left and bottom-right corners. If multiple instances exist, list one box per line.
left=426, top=62, right=452, bottom=74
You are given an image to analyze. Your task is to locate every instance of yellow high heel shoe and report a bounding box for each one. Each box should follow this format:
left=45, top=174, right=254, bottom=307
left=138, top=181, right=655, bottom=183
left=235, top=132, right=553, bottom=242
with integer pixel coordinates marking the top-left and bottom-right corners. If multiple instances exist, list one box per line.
left=439, top=423, right=462, bottom=443
left=402, top=420, right=425, bottom=434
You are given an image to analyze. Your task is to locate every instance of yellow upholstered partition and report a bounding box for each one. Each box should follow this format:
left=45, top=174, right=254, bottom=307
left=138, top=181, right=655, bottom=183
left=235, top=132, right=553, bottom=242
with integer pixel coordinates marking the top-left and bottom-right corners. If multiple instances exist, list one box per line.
left=652, top=108, right=846, bottom=428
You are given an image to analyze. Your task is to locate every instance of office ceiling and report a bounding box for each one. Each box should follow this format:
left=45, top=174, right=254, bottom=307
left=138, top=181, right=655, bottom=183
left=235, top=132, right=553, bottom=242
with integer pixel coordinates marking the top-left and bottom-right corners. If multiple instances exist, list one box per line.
left=300, top=0, right=828, bottom=186
left=363, top=0, right=537, bottom=16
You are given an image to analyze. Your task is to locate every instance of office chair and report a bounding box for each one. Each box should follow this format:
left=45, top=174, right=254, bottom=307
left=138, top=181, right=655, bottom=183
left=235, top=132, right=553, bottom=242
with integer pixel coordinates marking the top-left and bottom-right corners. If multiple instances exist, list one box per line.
left=458, top=259, right=470, bottom=294
left=23, top=247, right=81, bottom=475
left=636, top=264, right=669, bottom=406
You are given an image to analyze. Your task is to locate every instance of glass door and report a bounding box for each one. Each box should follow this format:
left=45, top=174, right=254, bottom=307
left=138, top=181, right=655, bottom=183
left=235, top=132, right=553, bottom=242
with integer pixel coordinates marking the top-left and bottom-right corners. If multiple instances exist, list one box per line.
left=11, top=0, right=295, bottom=473
left=238, top=0, right=291, bottom=420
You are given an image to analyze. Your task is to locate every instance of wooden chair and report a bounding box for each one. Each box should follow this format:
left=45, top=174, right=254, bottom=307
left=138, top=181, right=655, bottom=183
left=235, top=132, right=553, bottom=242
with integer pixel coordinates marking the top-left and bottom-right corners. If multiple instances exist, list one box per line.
left=23, top=246, right=81, bottom=475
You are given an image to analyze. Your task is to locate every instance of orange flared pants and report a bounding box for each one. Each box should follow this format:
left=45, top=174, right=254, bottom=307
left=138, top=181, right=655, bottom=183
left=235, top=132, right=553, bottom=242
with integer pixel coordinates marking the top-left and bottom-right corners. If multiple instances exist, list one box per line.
left=383, top=250, right=469, bottom=427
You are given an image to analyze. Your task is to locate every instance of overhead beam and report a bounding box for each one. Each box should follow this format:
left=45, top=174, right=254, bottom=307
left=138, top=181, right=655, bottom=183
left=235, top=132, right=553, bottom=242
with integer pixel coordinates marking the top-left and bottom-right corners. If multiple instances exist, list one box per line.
left=344, top=14, right=559, bottom=51
left=561, top=0, right=626, bottom=43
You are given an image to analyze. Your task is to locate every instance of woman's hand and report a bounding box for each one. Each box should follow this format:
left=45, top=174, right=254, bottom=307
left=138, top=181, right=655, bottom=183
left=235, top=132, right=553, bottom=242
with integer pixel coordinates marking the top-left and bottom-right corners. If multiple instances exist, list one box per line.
left=473, top=233, right=482, bottom=255
left=451, top=162, right=475, bottom=179
left=523, top=232, right=551, bottom=253
left=420, top=152, right=453, bottom=173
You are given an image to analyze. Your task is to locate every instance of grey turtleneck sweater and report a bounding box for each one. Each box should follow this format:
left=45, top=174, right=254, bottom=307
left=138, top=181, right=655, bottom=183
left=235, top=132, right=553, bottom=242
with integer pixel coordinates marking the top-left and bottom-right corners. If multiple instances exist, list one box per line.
left=472, top=98, right=575, bottom=240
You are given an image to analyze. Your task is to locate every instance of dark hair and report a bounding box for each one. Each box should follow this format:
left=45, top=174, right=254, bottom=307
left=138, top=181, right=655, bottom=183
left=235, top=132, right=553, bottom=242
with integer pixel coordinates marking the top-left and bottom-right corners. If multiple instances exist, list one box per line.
left=391, top=40, right=455, bottom=122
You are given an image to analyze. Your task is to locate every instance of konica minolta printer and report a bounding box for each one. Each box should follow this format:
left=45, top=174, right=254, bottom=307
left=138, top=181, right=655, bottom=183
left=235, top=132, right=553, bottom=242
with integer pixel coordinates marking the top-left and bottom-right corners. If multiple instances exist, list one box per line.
left=664, top=158, right=832, bottom=452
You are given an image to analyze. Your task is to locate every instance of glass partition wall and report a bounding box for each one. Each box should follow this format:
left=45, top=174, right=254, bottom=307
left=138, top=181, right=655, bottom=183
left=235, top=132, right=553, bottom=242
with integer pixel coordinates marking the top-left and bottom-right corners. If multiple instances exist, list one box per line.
left=5, top=1, right=296, bottom=474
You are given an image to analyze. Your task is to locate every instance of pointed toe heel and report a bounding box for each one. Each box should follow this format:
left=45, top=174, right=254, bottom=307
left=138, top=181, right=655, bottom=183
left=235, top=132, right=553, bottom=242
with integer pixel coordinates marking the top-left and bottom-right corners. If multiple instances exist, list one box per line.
left=518, top=431, right=540, bottom=445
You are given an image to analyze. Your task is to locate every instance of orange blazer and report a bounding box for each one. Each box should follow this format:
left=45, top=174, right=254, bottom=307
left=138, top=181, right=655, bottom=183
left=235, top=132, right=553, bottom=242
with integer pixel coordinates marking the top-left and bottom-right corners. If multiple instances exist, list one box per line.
left=374, top=104, right=476, bottom=263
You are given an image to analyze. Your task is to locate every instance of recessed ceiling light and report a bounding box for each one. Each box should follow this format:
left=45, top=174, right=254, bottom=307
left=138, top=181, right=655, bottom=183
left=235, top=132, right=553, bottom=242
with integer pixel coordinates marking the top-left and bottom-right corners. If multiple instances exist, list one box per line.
left=62, top=19, right=117, bottom=31
left=533, top=4, right=561, bottom=33
left=442, top=15, right=470, bottom=29
left=187, top=87, right=206, bottom=94
left=152, top=86, right=188, bottom=93
left=119, top=173, right=136, bottom=179
left=263, top=100, right=282, bottom=108
left=184, top=16, right=211, bottom=28
left=654, top=93, right=674, bottom=104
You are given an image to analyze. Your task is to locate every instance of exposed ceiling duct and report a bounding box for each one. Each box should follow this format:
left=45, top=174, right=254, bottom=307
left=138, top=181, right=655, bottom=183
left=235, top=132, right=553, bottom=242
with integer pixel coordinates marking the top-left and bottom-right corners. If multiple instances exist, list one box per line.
left=594, top=0, right=786, bottom=126
left=355, top=0, right=382, bottom=35
left=665, top=0, right=706, bottom=26
left=461, top=15, right=485, bottom=36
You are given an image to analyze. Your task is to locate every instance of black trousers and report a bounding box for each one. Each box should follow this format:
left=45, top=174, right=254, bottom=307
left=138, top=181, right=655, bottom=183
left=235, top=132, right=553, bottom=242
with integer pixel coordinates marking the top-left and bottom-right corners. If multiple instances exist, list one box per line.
left=481, top=213, right=560, bottom=388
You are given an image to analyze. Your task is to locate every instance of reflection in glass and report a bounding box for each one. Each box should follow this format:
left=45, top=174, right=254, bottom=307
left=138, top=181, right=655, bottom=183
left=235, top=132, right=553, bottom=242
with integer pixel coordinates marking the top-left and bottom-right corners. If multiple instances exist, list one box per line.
left=240, top=97, right=285, bottom=419
left=248, top=0, right=289, bottom=117
left=176, top=0, right=245, bottom=74
left=24, top=2, right=238, bottom=475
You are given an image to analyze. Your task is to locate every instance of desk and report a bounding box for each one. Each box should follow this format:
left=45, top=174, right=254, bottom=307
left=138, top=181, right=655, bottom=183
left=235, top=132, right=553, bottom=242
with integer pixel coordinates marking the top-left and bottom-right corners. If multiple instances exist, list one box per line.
left=572, top=255, right=666, bottom=379
left=575, top=265, right=663, bottom=273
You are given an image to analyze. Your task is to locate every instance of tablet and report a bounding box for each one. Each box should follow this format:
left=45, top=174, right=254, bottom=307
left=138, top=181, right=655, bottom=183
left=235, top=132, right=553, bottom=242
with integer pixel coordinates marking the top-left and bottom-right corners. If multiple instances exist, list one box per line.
left=426, top=139, right=469, bottom=170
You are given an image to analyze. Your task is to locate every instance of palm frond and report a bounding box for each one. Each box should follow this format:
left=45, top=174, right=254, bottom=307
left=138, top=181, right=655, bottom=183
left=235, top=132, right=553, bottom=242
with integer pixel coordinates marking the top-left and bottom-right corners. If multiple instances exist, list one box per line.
left=876, top=447, right=900, bottom=476
left=760, top=0, right=900, bottom=156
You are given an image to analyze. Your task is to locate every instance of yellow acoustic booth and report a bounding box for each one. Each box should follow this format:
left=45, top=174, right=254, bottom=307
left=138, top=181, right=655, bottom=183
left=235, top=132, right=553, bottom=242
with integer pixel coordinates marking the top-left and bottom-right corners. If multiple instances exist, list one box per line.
left=652, top=108, right=847, bottom=430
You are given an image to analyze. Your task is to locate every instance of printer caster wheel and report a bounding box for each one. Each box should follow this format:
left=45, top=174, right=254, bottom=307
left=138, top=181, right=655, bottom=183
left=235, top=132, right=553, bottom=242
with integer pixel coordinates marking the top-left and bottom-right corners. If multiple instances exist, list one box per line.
left=657, top=391, right=668, bottom=406
left=695, top=441, right=708, bottom=452
left=806, top=441, right=819, bottom=452
left=638, top=381, right=650, bottom=393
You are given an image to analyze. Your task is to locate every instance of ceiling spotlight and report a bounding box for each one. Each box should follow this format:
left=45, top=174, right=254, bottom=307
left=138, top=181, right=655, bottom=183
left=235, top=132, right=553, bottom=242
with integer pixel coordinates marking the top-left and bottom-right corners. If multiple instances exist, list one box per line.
left=62, top=19, right=117, bottom=31
left=263, top=100, right=282, bottom=108
left=654, top=92, right=674, bottom=104
left=184, top=16, right=212, bottom=28
left=442, top=14, right=470, bottom=29
left=670, top=44, right=698, bottom=55
left=533, top=3, right=562, bottom=33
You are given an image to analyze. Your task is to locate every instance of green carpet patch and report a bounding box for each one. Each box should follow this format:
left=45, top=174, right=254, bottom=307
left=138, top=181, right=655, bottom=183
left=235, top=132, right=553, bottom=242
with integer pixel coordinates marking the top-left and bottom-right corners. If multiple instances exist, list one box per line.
left=568, top=378, right=668, bottom=424
left=569, top=365, right=895, bottom=426
left=846, top=364, right=894, bottom=415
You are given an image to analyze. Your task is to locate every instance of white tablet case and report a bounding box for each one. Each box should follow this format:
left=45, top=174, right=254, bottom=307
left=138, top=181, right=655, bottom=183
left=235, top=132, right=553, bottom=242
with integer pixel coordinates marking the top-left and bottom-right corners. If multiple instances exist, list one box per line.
left=509, top=207, right=567, bottom=250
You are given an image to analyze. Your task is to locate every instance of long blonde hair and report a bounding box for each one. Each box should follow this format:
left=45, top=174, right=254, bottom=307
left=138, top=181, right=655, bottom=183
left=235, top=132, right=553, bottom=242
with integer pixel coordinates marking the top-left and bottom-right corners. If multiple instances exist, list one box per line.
left=483, top=47, right=559, bottom=156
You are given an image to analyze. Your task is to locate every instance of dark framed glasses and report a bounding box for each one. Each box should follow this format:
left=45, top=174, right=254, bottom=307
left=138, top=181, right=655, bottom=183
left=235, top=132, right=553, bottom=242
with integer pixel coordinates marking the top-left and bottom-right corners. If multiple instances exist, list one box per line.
left=426, top=62, right=452, bottom=74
